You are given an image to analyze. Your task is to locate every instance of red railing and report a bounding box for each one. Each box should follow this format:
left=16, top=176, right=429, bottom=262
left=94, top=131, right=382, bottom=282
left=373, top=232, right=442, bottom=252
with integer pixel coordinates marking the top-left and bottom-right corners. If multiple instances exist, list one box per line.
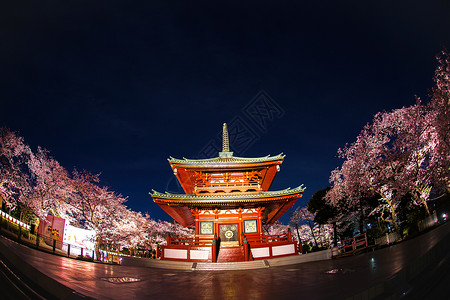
left=162, top=236, right=218, bottom=262
left=245, top=231, right=292, bottom=244
left=167, top=236, right=214, bottom=246
left=244, top=231, right=298, bottom=260
left=332, top=233, right=368, bottom=257
left=162, top=232, right=298, bottom=262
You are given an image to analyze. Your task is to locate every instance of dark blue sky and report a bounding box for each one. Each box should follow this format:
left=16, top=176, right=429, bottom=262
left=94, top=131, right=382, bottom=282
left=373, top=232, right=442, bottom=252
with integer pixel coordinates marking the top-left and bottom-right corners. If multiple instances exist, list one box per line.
left=1, top=0, right=449, bottom=223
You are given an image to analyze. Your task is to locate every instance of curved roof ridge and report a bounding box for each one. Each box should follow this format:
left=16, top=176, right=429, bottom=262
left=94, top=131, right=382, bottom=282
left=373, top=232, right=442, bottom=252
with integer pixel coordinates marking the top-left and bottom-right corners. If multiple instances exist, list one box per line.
left=167, top=153, right=285, bottom=165
left=150, top=185, right=305, bottom=200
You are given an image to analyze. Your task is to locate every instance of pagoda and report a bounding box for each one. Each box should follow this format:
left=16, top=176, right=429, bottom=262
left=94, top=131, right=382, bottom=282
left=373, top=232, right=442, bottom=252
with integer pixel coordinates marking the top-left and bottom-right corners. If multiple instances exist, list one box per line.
left=150, top=123, right=305, bottom=262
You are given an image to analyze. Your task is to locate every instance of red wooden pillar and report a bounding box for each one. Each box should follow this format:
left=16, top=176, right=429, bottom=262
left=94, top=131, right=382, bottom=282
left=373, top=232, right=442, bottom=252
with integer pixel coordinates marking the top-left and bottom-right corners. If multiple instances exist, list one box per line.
left=258, top=207, right=264, bottom=238
left=211, top=238, right=217, bottom=263
left=193, top=209, right=200, bottom=239
left=243, top=238, right=249, bottom=261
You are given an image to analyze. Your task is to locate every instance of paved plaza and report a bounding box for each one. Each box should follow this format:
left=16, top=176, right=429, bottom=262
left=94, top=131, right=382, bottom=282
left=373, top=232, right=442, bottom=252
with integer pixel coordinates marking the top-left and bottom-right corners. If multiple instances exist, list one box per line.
left=1, top=222, right=450, bottom=299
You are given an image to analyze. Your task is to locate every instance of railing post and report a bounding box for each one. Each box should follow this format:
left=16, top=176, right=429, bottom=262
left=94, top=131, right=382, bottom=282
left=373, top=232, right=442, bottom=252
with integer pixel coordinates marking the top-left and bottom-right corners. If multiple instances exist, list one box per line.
left=243, top=238, right=249, bottom=261
left=167, top=235, right=171, bottom=246
left=287, top=229, right=292, bottom=242
left=156, top=245, right=161, bottom=259
left=53, top=239, right=56, bottom=253
left=81, top=248, right=84, bottom=258
left=67, top=244, right=71, bottom=257
left=36, top=233, right=40, bottom=248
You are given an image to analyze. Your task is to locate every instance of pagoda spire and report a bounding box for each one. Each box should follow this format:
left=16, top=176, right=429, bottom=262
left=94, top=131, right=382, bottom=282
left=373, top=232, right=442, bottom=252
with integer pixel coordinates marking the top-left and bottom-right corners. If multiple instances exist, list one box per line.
left=222, top=123, right=229, bottom=152
left=219, top=123, right=233, bottom=158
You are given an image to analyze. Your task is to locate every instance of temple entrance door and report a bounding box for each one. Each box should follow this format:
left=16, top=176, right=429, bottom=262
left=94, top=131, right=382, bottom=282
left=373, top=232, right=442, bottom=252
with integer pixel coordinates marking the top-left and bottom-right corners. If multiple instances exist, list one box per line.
left=219, top=224, right=239, bottom=247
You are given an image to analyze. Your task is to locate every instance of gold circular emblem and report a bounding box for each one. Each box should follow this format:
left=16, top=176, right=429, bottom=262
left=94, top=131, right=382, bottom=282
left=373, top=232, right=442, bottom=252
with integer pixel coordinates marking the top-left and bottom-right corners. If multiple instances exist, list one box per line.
left=225, top=230, right=233, bottom=239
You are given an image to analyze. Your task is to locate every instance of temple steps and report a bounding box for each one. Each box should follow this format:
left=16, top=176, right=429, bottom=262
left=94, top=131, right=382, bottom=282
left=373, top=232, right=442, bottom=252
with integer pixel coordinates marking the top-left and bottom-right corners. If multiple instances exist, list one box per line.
left=194, top=260, right=268, bottom=271
left=216, top=246, right=245, bottom=263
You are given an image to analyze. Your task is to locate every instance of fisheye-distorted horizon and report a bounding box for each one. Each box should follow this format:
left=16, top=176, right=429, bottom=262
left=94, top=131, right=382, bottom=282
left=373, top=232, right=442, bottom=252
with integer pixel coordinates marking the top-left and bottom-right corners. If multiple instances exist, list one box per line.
left=1, top=1, right=450, bottom=223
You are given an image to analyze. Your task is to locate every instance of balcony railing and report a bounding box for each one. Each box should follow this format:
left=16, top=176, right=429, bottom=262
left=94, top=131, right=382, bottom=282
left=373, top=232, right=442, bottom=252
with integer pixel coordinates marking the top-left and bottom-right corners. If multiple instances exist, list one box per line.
left=245, top=232, right=291, bottom=244
left=167, top=236, right=214, bottom=246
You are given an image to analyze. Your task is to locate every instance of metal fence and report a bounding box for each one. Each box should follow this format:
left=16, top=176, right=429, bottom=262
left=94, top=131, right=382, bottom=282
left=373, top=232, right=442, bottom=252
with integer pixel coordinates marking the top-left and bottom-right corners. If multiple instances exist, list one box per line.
left=375, top=232, right=401, bottom=246
left=0, top=213, right=121, bottom=264
left=418, top=211, right=438, bottom=232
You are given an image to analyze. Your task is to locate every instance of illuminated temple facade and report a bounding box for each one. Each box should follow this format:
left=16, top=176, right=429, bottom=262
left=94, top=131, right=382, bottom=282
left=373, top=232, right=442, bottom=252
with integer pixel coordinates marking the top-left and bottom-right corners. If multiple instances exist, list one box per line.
left=150, top=124, right=304, bottom=262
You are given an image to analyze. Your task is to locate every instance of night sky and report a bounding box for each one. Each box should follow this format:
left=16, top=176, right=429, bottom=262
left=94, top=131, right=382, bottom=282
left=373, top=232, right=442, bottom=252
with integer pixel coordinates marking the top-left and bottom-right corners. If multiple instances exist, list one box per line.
left=1, top=1, right=450, bottom=223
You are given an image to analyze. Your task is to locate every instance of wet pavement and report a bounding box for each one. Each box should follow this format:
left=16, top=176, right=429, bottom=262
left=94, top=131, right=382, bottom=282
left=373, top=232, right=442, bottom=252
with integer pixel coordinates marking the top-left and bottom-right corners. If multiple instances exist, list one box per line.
left=1, top=222, right=450, bottom=299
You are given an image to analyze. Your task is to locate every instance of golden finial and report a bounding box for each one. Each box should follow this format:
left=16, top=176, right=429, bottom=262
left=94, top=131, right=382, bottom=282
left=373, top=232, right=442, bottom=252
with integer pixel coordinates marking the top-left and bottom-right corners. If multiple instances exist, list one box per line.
left=219, top=123, right=233, bottom=158
left=222, top=123, right=229, bottom=152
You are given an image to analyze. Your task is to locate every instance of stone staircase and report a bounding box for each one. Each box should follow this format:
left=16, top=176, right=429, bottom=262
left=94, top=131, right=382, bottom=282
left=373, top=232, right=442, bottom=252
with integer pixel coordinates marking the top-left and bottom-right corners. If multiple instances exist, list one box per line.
left=194, top=260, right=269, bottom=271
left=216, top=246, right=245, bottom=263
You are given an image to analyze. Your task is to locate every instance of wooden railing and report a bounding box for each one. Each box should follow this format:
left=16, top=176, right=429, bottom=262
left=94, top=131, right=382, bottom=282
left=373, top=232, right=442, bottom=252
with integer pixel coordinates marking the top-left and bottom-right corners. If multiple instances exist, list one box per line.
left=245, top=231, right=292, bottom=244
left=162, top=236, right=218, bottom=262
left=331, top=233, right=368, bottom=257
left=167, top=236, right=214, bottom=246
left=162, top=232, right=299, bottom=262
left=194, top=171, right=262, bottom=193
left=244, top=231, right=298, bottom=260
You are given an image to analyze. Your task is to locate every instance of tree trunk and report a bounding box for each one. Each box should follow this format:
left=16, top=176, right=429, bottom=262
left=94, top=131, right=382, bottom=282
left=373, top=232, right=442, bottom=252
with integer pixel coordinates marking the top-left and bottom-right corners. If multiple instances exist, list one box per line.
left=359, top=204, right=365, bottom=234
left=307, top=220, right=318, bottom=247
left=417, top=185, right=432, bottom=216
left=94, top=237, right=101, bottom=261
left=294, top=224, right=302, bottom=245
left=333, top=222, right=337, bottom=247
left=421, top=198, right=431, bottom=216
left=386, top=198, right=401, bottom=235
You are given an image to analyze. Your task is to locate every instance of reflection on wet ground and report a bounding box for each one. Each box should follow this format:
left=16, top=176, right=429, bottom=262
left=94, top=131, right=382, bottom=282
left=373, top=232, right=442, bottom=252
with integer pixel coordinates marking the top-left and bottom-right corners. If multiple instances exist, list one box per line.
left=1, top=222, right=450, bottom=299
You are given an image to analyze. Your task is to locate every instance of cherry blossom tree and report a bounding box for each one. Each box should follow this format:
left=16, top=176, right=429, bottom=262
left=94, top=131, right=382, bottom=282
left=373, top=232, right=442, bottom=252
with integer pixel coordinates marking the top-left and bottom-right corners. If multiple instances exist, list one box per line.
left=262, top=220, right=334, bottom=250
left=428, top=50, right=450, bottom=192
left=290, top=207, right=319, bottom=246
left=263, top=220, right=290, bottom=236
left=327, top=52, right=450, bottom=233
left=326, top=107, right=426, bottom=233
left=0, top=127, right=32, bottom=210
left=2, top=127, right=195, bottom=254
left=146, top=219, right=193, bottom=247
left=25, top=147, right=76, bottom=221
left=69, top=170, right=127, bottom=258
left=103, top=207, right=151, bottom=254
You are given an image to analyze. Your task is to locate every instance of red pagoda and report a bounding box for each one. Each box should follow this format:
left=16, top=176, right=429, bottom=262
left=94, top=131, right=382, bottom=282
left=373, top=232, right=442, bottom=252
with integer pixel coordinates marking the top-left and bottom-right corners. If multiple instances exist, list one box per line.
left=150, top=123, right=305, bottom=262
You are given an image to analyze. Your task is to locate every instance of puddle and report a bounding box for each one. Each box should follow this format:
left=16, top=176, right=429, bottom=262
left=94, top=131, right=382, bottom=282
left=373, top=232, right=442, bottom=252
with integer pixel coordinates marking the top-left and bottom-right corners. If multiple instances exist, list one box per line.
left=101, top=277, right=142, bottom=283
left=325, top=268, right=355, bottom=274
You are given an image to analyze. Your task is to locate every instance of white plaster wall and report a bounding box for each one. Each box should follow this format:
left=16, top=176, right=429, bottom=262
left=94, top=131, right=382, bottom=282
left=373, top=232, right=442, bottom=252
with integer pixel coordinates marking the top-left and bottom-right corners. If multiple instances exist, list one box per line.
left=272, top=244, right=295, bottom=256
left=164, top=249, right=188, bottom=259
left=251, top=247, right=270, bottom=258
left=190, top=249, right=209, bottom=260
